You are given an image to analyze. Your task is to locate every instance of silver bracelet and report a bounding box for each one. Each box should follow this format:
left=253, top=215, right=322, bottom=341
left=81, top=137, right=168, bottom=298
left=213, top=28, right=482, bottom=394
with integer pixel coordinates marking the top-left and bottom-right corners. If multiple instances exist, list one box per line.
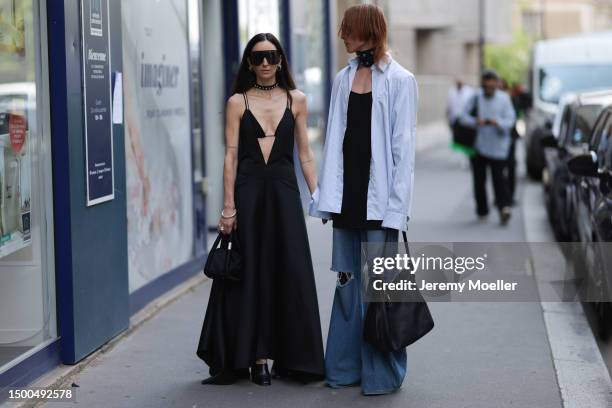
left=221, top=209, right=237, bottom=219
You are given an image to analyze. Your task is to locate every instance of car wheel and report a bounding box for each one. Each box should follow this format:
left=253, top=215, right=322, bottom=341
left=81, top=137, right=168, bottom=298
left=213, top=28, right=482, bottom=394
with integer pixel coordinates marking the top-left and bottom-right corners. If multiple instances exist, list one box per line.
left=526, top=129, right=546, bottom=180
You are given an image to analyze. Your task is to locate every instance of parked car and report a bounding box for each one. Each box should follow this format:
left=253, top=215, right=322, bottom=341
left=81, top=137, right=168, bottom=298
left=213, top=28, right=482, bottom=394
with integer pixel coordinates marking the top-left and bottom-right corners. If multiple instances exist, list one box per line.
left=567, top=104, right=612, bottom=338
left=542, top=90, right=612, bottom=241
left=525, top=31, right=612, bottom=180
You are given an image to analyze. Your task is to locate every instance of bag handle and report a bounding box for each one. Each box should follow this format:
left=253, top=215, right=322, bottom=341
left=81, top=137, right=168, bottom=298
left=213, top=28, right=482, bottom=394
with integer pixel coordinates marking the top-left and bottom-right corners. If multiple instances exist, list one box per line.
left=213, top=232, right=236, bottom=250
left=402, top=231, right=409, bottom=255
left=212, top=233, right=223, bottom=250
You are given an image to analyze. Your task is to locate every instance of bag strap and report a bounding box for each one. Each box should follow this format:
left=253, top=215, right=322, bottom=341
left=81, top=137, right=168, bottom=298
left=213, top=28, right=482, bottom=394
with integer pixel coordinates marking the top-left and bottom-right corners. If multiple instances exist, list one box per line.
left=469, top=94, right=479, bottom=117
left=402, top=231, right=409, bottom=255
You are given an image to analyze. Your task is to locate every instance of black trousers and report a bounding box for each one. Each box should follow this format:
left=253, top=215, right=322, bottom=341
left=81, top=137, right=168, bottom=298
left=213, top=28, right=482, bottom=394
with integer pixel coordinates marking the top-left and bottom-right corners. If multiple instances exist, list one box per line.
left=471, top=153, right=511, bottom=216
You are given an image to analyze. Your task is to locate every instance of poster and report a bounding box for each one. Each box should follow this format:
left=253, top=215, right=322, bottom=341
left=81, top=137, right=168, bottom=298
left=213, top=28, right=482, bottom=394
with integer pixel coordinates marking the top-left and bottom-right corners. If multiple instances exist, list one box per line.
left=81, top=0, right=115, bottom=206
left=0, top=0, right=32, bottom=259
left=121, top=0, right=194, bottom=292
left=0, top=101, right=32, bottom=259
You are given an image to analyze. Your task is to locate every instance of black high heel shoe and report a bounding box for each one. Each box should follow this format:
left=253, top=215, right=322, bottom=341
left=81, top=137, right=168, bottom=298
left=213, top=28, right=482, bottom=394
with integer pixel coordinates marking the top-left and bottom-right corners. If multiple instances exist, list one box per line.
left=250, top=363, right=271, bottom=386
left=201, top=370, right=238, bottom=385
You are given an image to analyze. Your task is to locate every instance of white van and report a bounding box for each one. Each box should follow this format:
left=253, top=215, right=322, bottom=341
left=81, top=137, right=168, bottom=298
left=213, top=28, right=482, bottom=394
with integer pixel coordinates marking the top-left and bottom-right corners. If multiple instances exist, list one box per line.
left=525, top=31, right=612, bottom=179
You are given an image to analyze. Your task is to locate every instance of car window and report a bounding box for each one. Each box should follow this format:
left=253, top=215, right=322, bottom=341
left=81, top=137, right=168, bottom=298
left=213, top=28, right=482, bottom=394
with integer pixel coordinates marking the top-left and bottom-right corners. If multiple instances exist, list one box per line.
left=600, top=118, right=612, bottom=172
left=596, top=117, right=612, bottom=170
left=558, top=106, right=572, bottom=144
left=570, top=105, right=604, bottom=145
left=606, top=134, right=612, bottom=174
left=590, top=111, right=611, bottom=150
left=539, top=65, right=612, bottom=104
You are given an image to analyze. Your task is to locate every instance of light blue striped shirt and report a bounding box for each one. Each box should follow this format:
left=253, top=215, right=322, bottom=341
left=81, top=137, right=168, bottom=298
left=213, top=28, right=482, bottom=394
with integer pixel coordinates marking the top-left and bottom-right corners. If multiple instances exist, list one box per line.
left=309, top=55, right=418, bottom=231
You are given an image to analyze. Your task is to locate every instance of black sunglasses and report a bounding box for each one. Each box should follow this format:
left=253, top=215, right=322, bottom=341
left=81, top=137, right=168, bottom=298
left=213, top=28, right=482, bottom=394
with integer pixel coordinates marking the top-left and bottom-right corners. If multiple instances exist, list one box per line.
left=249, top=50, right=281, bottom=66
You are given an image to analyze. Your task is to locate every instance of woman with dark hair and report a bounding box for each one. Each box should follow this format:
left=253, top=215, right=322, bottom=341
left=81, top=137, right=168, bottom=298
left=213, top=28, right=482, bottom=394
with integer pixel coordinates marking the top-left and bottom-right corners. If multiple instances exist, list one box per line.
left=196, top=33, right=325, bottom=386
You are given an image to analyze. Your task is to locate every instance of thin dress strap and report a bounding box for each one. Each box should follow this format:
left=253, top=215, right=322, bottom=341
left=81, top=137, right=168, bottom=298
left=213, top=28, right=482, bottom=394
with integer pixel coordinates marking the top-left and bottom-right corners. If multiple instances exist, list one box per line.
left=242, top=92, right=249, bottom=110
left=286, top=90, right=292, bottom=111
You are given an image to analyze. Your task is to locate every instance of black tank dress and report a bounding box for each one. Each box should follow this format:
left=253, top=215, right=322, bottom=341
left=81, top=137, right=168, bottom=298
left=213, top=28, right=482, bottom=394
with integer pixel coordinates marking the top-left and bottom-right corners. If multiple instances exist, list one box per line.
left=197, top=91, right=325, bottom=379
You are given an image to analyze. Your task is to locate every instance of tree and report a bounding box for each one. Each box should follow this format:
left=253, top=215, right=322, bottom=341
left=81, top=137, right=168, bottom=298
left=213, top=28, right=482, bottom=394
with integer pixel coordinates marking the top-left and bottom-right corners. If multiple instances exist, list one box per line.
left=484, top=30, right=534, bottom=86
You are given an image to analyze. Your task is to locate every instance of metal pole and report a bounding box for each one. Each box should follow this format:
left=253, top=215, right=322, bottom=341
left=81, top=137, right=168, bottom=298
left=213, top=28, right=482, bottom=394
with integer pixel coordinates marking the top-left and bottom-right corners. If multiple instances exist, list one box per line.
left=479, top=0, right=486, bottom=75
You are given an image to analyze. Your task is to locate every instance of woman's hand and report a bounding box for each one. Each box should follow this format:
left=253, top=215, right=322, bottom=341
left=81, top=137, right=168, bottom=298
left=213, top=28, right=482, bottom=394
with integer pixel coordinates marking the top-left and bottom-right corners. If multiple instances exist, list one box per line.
left=218, top=208, right=237, bottom=235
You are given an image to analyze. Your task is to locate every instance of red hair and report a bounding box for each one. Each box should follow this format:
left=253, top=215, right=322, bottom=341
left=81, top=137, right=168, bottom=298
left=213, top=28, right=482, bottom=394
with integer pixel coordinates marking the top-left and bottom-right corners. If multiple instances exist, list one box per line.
left=339, top=4, right=388, bottom=62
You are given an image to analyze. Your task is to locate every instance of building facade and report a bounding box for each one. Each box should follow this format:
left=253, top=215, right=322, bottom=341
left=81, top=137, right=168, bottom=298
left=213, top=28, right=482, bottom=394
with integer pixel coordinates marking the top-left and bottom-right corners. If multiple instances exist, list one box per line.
left=381, top=0, right=514, bottom=124
left=0, top=0, right=332, bottom=400
left=515, top=0, right=612, bottom=40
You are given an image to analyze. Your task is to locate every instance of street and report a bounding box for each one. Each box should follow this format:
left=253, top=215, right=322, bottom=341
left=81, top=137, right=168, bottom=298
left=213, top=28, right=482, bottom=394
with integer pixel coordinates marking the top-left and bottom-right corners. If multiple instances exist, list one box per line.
left=31, top=125, right=611, bottom=408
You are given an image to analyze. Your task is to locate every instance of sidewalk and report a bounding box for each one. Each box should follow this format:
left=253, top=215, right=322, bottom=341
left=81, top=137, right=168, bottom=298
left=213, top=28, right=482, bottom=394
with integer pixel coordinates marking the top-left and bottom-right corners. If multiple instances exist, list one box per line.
left=5, top=123, right=612, bottom=408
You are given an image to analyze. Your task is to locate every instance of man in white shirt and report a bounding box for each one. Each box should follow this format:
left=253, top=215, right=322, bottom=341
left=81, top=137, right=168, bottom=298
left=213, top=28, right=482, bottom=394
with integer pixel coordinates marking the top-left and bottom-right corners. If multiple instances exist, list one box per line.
left=447, top=78, right=475, bottom=126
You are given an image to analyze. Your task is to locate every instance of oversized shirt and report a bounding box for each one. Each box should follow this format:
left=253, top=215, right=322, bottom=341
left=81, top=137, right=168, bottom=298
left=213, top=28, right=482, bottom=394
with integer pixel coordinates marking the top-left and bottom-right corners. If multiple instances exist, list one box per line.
left=309, top=55, right=419, bottom=232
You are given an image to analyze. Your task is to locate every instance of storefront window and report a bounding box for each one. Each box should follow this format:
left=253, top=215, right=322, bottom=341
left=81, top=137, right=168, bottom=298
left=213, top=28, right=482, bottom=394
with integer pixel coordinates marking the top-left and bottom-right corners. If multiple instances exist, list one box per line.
left=290, top=0, right=327, bottom=155
left=238, top=0, right=280, bottom=50
left=0, top=0, right=57, bottom=373
left=122, top=0, right=195, bottom=292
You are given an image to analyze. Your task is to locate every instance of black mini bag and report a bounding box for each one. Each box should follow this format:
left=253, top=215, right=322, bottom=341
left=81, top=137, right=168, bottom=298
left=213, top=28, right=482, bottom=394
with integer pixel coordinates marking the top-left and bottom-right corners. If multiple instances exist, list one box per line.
left=203, top=233, right=243, bottom=282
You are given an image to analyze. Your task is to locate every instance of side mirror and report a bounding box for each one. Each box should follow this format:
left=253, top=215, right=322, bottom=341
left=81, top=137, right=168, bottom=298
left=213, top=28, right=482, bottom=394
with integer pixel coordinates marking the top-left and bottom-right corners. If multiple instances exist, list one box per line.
left=540, top=134, right=558, bottom=148
left=568, top=153, right=598, bottom=177
left=544, top=120, right=553, bottom=130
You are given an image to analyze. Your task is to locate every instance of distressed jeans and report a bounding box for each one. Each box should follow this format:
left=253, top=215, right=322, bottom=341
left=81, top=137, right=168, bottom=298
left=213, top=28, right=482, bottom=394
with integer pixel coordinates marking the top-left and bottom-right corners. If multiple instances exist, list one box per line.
left=325, top=227, right=407, bottom=395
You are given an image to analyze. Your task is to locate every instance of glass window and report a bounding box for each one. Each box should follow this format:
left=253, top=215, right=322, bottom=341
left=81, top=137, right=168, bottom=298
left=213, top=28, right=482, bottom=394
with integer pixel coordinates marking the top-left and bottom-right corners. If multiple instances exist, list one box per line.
left=188, top=0, right=202, bottom=183
left=590, top=112, right=610, bottom=151
left=569, top=105, right=603, bottom=146
left=238, top=0, right=280, bottom=51
left=557, top=106, right=572, bottom=144
left=596, top=118, right=611, bottom=170
left=121, top=0, right=195, bottom=293
left=604, top=120, right=612, bottom=173
left=289, top=0, right=326, bottom=158
left=539, top=65, right=612, bottom=104
left=0, top=0, right=57, bottom=373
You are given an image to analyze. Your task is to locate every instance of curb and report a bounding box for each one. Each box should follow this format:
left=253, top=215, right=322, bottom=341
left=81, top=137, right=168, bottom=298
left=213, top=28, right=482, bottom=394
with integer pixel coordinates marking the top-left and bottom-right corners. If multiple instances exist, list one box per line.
left=521, top=180, right=612, bottom=408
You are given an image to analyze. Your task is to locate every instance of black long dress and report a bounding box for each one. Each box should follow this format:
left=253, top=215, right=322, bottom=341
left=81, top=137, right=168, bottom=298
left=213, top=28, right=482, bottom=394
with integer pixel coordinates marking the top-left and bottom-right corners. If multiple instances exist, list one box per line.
left=197, top=91, right=325, bottom=379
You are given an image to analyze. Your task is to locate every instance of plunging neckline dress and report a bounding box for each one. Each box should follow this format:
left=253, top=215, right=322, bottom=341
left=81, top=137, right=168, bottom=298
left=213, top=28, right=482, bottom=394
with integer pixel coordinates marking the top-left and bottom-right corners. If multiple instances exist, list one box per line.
left=197, top=90, right=325, bottom=379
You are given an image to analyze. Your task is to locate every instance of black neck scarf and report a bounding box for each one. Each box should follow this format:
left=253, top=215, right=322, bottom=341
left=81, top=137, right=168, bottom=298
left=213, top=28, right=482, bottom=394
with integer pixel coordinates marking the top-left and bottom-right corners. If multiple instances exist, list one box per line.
left=356, top=48, right=375, bottom=68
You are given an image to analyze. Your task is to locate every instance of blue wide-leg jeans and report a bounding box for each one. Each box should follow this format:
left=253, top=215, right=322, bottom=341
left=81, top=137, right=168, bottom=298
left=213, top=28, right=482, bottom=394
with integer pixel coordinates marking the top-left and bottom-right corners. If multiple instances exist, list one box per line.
left=325, top=227, right=407, bottom=395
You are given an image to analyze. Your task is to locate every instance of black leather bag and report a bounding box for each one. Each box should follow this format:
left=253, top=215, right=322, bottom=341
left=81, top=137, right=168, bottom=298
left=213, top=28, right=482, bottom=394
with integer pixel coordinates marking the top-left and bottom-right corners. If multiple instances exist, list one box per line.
left=363, top=231, right=434, bottom=352
left=453, top=95, right=479, bottom=148
left=203, top=233, right=243, bottom=281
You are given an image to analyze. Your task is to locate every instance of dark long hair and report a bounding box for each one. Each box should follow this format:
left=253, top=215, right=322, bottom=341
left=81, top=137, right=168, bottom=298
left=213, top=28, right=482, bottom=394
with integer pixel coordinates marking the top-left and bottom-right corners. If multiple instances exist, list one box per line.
left=231, top=33, right=296, bottom=97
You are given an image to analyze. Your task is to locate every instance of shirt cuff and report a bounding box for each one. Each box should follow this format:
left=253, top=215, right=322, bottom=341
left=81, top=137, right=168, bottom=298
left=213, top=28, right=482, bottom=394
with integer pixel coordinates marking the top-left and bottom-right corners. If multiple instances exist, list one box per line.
left=381, top=210, right=409, bottom=231
left=308, top=189, right=331, bottom=220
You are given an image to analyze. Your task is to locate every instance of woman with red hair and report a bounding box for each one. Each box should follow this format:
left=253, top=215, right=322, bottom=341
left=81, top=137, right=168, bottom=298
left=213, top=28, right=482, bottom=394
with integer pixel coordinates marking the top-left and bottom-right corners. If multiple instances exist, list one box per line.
left=310, top=4, right=419, bottom=395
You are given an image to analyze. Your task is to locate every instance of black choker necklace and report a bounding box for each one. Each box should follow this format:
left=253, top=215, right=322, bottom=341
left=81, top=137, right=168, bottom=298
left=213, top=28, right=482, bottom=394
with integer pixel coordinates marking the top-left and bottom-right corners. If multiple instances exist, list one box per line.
left=356, top=48, right=375, bottom=67
left=254, top=82, right=278, bottom=91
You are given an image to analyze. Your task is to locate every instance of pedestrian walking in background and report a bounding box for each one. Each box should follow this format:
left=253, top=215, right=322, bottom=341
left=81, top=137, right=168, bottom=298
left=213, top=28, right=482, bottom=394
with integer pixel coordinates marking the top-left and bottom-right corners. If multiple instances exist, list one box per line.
left=309, top=4, right=418, bottom=395
left=459, top=70, right=516, bottom=225
left=447, top=77, right=475, bottom=162
left=197, top=33, right=325, bottom=386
